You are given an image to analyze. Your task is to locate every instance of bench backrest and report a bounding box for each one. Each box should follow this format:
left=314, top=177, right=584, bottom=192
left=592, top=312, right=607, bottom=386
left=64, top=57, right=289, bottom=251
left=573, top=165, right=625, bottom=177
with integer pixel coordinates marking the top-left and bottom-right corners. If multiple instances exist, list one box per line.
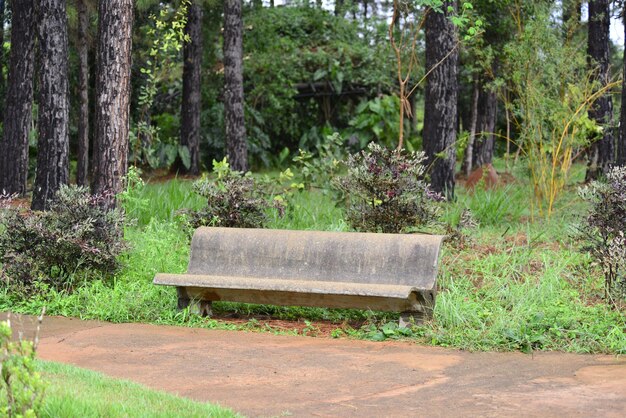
left=187, top=227, right=444, bottom=289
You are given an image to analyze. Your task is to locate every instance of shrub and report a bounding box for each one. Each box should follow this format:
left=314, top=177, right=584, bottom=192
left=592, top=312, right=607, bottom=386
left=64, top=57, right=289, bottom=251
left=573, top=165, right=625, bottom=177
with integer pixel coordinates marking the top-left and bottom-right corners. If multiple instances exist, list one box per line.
left=333, top=143, right=442, bottom=233
left=292, top=133, right=345, bottom=193
left=183, top=158, right=283, bottom=229
left=0, top=312, right=46, bottom=417
left=579, top=166, right=626, bottom=298
left=0, top=186, right=126, bottom=295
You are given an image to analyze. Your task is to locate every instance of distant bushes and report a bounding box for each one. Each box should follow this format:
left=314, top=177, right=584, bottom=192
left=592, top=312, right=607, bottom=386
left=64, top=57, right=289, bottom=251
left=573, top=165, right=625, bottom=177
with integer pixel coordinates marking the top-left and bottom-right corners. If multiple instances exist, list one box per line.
left=0, top=186, right=126, bottom=295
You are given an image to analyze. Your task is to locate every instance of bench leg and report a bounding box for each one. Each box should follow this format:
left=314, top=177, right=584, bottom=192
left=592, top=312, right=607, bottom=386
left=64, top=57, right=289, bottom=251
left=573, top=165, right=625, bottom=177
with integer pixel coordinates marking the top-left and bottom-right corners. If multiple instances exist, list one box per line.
left=399, top=311, right=425, bottom=328
left=177, top=287, right=213, bottom=317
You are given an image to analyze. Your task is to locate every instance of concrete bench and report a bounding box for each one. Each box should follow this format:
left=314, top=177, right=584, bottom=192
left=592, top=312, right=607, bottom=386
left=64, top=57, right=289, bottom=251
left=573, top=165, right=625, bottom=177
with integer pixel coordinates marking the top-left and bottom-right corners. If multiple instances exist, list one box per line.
left=154, top=227, right=444, bottom=326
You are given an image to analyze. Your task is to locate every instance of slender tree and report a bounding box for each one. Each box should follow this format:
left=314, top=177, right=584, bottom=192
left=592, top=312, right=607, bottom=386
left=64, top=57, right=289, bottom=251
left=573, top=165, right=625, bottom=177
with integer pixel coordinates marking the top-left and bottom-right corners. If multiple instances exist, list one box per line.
left=0, top=0, right=35, bottom=196
left=586, top=0, right=614, bottom=180
left=32, top=0, right=70, bottom=211
left=618, top=2, right=626, bottom=166
left=92, top=0, right=133, bottom=208
left=76, top=0, right=91, bottom=187
left=0, top=0, right=6, bottom=122
left=472, top=81, right=497, bottom=168
left=223, top=0, right=248, bottom=172
left=423, top=1, right=458, bottom=199
left=180, top=0, right=203, bottom=175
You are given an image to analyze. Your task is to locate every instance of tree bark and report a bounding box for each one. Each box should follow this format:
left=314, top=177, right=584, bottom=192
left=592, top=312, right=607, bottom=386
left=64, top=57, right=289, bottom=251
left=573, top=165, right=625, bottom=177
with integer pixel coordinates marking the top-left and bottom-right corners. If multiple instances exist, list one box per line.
left=92, top=0, right=133, bottom=208
left=0, top=0, right=35, bottom=196
left=586, top=0, right=614, bottom=180
left=180, top=0, right=203, bottom=175
left=618, top=2, right=626, bottom=166
left=0, top=0, right=6, bottom=122
left=223, top=0, right=248, bottom=172
left=32, top=0, right=70, bottom=211
left=472, top=85, right=497, bottom=168
left=423, top=1, right=458, bottom=200
left=462, top=76, right=479, bottom=177
left=76, top=0, right=90, bottom=187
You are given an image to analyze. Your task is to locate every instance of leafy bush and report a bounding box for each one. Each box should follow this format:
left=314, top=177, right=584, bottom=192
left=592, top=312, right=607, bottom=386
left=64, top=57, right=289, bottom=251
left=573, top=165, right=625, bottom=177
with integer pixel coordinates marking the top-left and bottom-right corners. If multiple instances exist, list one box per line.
left=348, top=95, right=417, bottom=151
left=0, top=186, right=127, bottom=295
left=333, top=143, right=442, bottom=233
left=1, top=313, right=46, bottom=417
left=292, top=133, right=345, bottom=192
left=579, top=166, right=626, bottom=298
left=183, top=158, right=283, bottom=229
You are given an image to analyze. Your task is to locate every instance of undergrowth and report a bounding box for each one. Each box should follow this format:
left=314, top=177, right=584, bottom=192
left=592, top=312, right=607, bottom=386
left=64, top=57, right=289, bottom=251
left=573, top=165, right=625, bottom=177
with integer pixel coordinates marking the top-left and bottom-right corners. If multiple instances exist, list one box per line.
left=0, top=162, right=624, bottom=354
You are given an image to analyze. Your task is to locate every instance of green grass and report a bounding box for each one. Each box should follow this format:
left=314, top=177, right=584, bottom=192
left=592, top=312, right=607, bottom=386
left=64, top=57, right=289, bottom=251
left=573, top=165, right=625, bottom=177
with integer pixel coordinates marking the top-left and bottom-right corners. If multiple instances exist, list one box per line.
left=1, top=160, right=624, bottom=354
left=38, top=361, right=240, bottom=417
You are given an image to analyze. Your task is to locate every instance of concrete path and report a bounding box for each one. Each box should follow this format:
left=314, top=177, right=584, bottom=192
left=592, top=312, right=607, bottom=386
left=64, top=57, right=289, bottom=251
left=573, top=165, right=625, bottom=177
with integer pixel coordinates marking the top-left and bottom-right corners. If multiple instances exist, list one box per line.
left=4, top=313, right=626, bottom=418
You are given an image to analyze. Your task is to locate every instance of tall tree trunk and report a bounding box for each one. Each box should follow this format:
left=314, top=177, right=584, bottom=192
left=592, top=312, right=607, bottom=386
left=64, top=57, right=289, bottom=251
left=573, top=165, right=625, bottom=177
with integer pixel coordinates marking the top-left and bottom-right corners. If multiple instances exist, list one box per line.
left=92, top=0, right=133, bottom=208
left=472, top=86, right=497, bottom=168
left=423, top=1, right=458, bottom=200
left=586, top=0, right=614, bottom=180
left=0, top=0, right=6, bottom=123
left=223, top=0, right=248, bottom=172
left=0, top=0, right=35, bottom=196
left=618, top=2, right=626, bottom=166
left=76, top=0, right=90, bottom=187
left=32, top=0, right=70, bottom=211
left=462, top=77, right=480, bottom=177
left=180, top=0, right=203, bottom=175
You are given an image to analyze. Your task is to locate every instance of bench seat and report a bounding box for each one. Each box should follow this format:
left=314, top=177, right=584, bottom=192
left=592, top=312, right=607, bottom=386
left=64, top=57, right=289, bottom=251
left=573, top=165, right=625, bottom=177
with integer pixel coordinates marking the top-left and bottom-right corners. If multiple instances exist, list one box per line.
left=154, top=273, right=433, bottom=313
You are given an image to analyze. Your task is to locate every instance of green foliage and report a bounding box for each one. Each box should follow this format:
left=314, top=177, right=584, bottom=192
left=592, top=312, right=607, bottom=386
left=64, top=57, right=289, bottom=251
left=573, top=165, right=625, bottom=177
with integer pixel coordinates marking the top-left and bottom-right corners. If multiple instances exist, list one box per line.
left=292, top=133, right=345, bottom=192
left=0, top=186, right=127, bottom=295
left=182, top=158, right=283, bottom=229
left=464, top=184, right=526, bottom=226
left=131, top=0, right=191, bottom=169
left=579, top=167, right=626, bottom=298
left=334, top=143, right=442, bottom=233
left=501, top=4, right=606, bottom=217
left=242, top=6, right=394, bottom=159
left=348, top=95, right=416, bottom=150
left=1, top=316, right=46, bottom=418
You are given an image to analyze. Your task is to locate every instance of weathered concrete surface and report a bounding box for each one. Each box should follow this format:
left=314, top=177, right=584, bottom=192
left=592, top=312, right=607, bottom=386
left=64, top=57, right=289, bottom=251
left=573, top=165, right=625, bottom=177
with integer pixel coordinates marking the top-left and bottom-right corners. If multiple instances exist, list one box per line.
left=5, top=313, right=626, bottom=418
left=154, top=227, right=443, bottom=314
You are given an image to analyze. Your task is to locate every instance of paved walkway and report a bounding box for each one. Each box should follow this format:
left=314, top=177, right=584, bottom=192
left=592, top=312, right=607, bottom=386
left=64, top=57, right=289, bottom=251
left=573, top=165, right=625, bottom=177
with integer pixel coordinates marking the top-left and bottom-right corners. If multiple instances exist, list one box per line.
left=3, top=313, right=626, bottom=417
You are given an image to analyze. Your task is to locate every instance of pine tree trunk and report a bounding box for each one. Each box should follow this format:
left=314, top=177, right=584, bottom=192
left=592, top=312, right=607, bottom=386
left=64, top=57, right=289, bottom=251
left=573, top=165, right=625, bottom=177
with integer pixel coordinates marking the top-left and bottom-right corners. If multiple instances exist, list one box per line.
left=76, top=0, right=90, bottom=187
left=586, top=0, right=614, bottom=180
left=0, top=0, right=35, bottom=196
left=32, top=0, right=70, bottom=211
left=618, top=3, right=626, bottom=167
left=180, top=0, right=203, bottom=175
left=423, top=1, right=458, bottom=200
left=472, top=86, right=497, bottom=168
left=0, top=0, right=6, bottom=122
left=92, top=0, right=133, bottom=208
left=223, top=0, right=248, bottom=172
left=462, top=77, right=479, bottom=177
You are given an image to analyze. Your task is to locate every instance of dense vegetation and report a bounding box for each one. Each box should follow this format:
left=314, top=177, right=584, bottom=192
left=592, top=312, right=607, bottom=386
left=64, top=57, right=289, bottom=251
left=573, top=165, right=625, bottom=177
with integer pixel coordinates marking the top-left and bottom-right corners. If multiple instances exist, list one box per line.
left=0, top=0, right=624, bottom=361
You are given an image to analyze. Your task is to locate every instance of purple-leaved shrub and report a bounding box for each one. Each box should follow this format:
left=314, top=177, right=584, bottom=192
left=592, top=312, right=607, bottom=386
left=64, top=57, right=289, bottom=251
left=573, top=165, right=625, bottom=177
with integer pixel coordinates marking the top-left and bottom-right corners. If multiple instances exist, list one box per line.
left=0, top=185, right=126, bottom=295
left=579, top=166, right=626, bottom=298
left=333, top=143, right=443, bottom=233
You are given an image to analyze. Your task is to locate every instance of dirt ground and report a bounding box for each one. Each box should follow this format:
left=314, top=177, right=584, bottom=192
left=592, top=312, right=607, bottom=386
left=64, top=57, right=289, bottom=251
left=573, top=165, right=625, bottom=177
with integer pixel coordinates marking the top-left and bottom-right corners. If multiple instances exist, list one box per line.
left=3, top=313, right=625, bottom=418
